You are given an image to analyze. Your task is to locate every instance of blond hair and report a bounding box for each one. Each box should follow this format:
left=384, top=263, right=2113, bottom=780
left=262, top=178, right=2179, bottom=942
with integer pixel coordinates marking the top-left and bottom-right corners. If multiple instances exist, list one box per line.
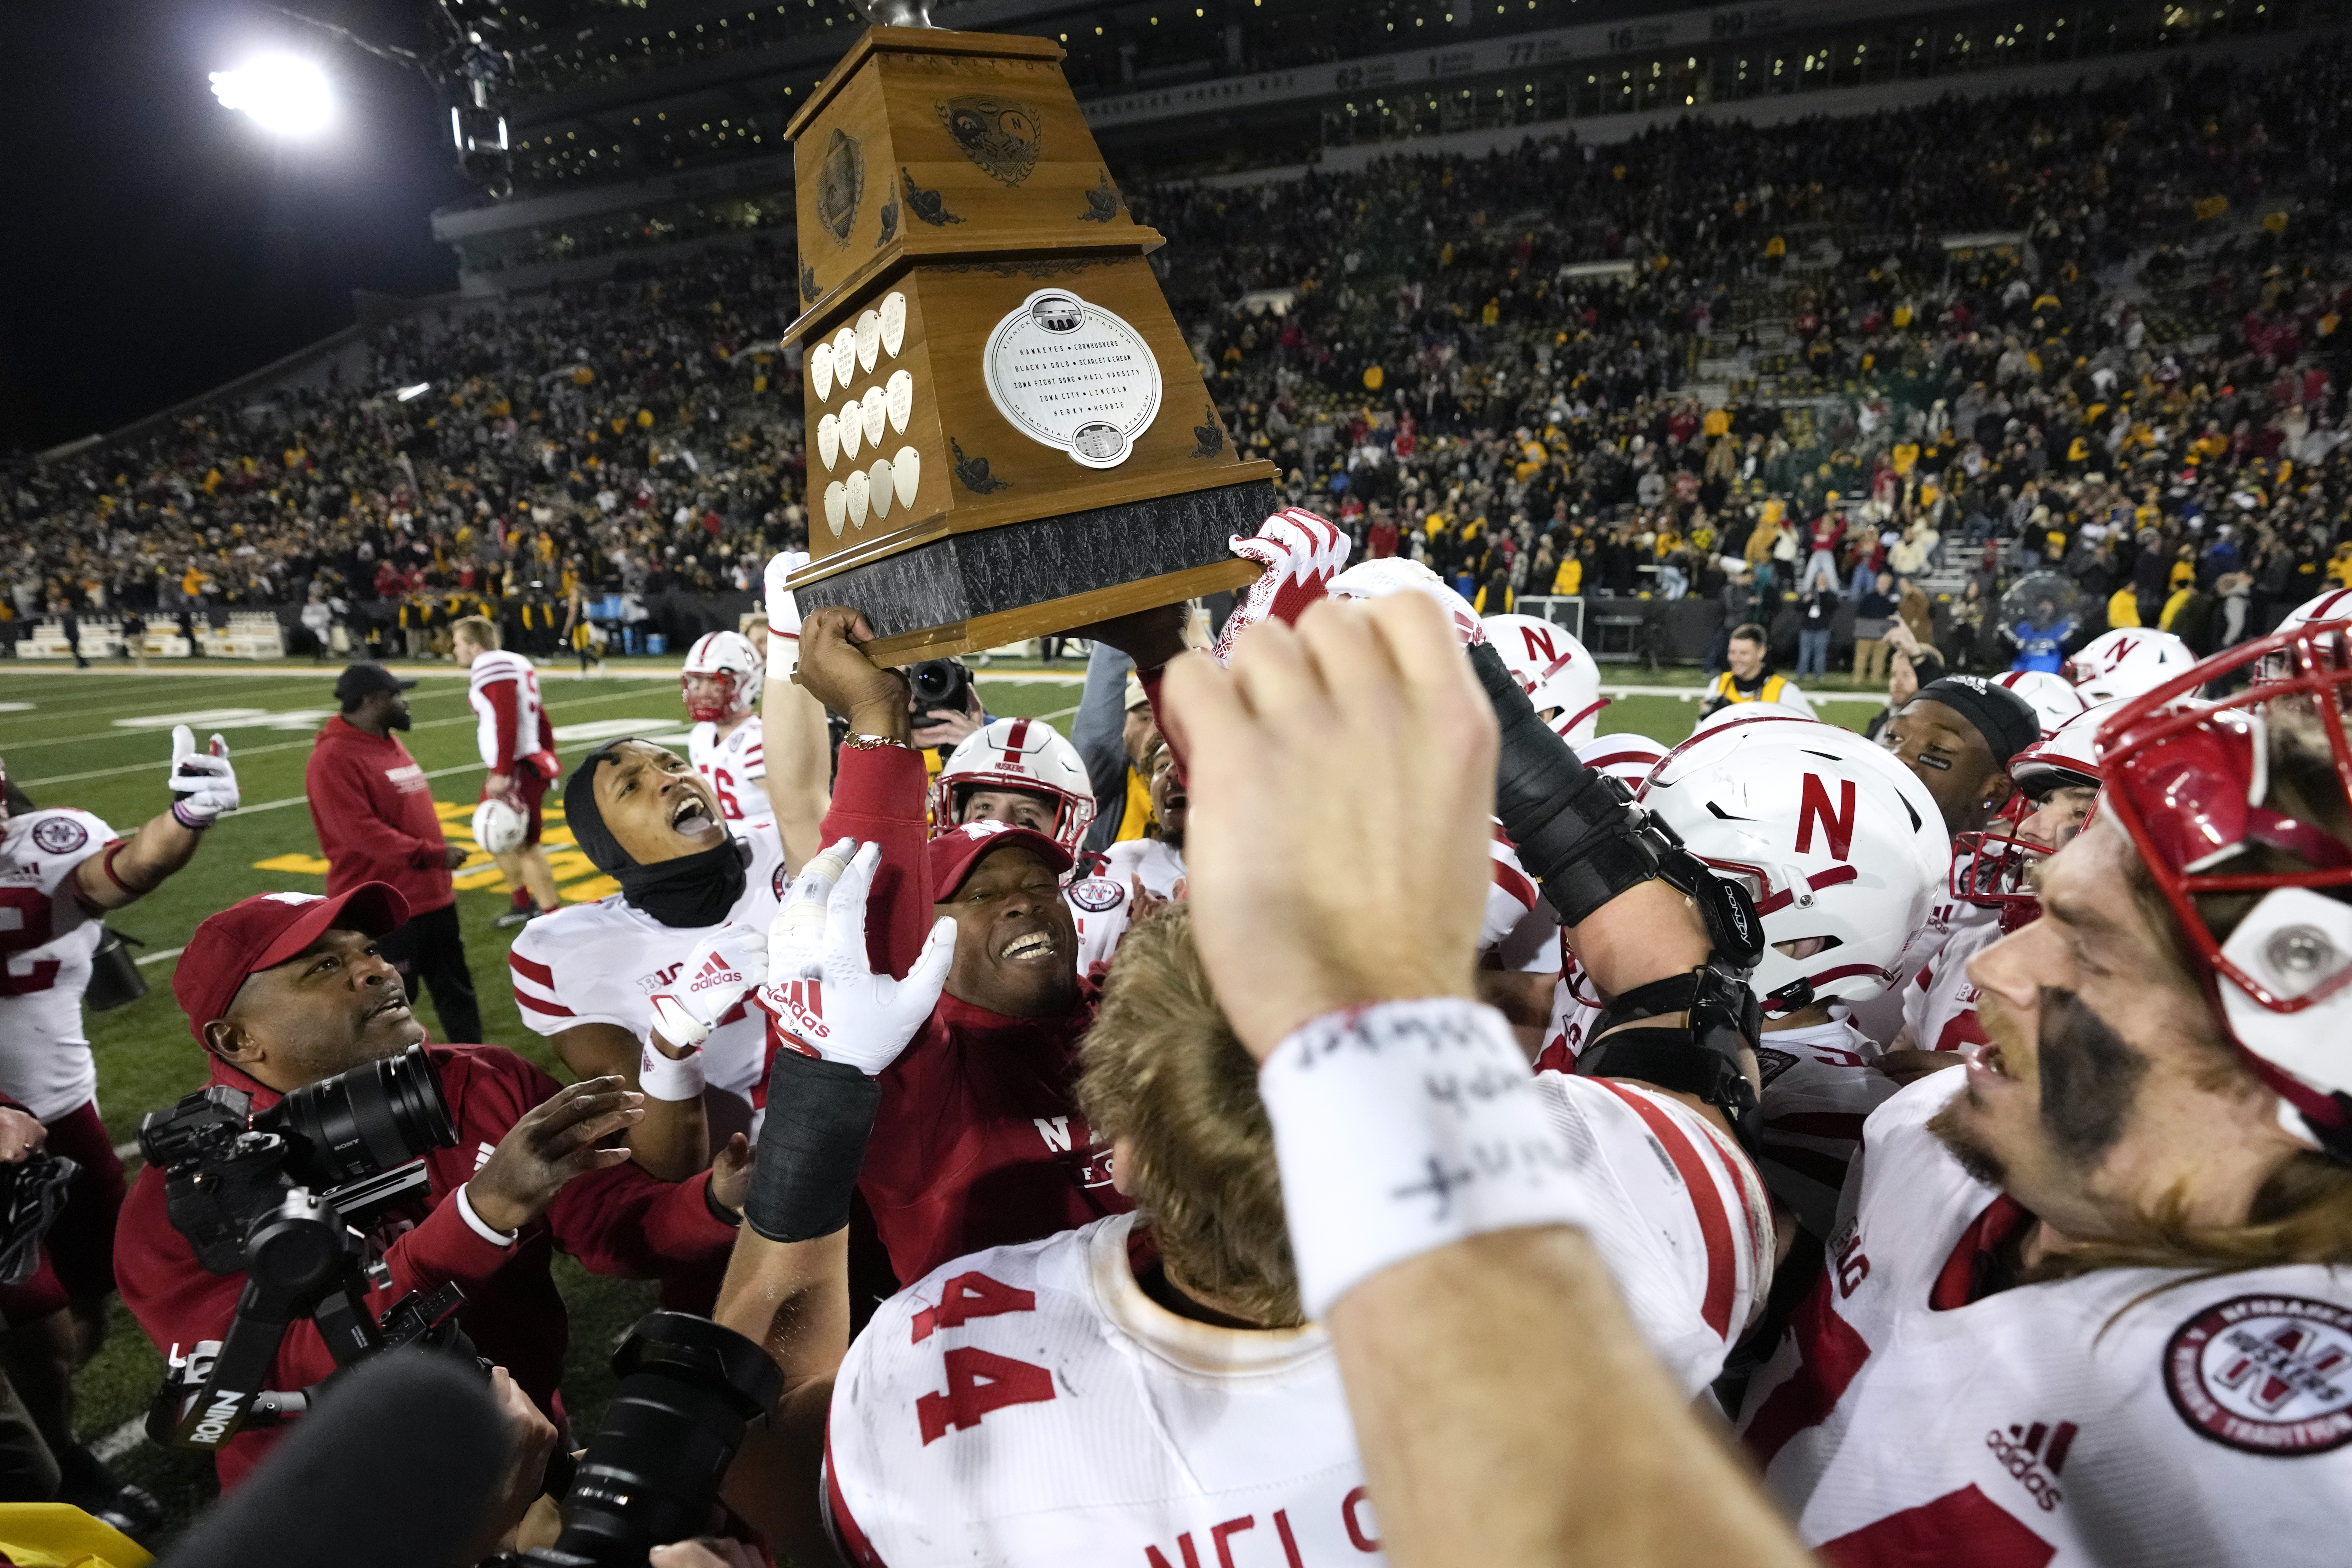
left=451, top=615, right=499, bottom=650
left=1077, top=904, right=1302, bottom=1326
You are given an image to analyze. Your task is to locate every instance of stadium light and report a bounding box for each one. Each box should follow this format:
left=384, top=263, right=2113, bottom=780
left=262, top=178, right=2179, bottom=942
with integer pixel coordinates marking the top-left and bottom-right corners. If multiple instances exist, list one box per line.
left=394, top=382, right=432, bottom=402
left=209, top=56, right=335, bottom=137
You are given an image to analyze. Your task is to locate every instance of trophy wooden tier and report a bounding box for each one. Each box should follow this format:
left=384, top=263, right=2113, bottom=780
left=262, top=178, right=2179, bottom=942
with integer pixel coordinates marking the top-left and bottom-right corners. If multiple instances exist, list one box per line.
left=779, top=25, right=1278, bottom=663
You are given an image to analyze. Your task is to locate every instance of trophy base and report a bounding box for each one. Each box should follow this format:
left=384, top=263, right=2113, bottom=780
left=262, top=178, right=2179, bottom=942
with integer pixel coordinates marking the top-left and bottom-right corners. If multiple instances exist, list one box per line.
left=794, top=477, right=1279, bottom=664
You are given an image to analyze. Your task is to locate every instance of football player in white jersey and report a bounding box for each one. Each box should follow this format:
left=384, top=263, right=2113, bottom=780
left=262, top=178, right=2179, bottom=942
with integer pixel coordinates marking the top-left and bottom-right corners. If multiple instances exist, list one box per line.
left=0, top=726, right=236, bottom=1528
left=683, top=629, right=771, bottom=827
left=451, top=616, right=562, bottom=928
left=1639, top=716, right=1947, bottom=1240
left=710, top=853, right=1772, bottom=1567
left=1738, top=622, right=2352, bottom=1564
left=506, top=559, right=832, bottom=1182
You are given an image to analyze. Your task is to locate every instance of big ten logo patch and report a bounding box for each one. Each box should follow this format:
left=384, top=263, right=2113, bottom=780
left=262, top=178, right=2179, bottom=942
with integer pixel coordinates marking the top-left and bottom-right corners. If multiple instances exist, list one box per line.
left=253, top=798, right=623, bottom=904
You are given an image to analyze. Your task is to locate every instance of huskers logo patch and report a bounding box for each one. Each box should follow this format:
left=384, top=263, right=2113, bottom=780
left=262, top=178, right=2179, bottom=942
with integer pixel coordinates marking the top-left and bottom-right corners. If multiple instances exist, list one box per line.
left=29, top=818, right=88, bottom=855
left=1065, top=876, right=1124, bottom=913
left=773, top=862, right=789, bottom=900
left=2164, top=1294, right=2352, bottom=1455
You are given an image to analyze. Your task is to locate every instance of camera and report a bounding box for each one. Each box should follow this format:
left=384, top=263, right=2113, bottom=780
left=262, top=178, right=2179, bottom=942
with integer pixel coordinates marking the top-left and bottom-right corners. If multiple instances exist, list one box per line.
left=139, top=1045, right=466, bottom=1451
left=522, top=1312, right=782, bottom=1568
left=141, top=1043, right=458, bottom=1275
left=906, top=656, right=973, bottom=721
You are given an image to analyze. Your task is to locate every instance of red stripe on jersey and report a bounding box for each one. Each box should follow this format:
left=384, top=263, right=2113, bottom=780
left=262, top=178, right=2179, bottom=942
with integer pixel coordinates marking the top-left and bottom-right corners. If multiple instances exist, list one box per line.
left=508, top=951, right=556, bottom=988
left=514, top=991, right=574, bottom=1019
left=1742, top=1271, right=1873, bottom=1467
left=1816, top=1482, right=2055, bottom=1568
left=1933, top=1008, right=1990, bottom=1055
left=823, top=1424, right=891, bottom=1568
left=1488, top=855, right=1537, bottom=913
left=1600, top=1082, right=1736, bottom=1336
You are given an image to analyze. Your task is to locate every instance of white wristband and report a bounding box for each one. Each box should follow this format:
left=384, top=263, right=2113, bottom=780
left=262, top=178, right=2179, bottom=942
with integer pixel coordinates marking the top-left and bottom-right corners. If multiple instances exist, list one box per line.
left=455, top=1182, right=517, bottom=1248
left=638, top=1037, right=708, bottom=1102
left=768, top=628, right=799, bottom=680
left=648, top=994, right=712, bottom=1050
left=1259, top=997, right=1595, bottom=1320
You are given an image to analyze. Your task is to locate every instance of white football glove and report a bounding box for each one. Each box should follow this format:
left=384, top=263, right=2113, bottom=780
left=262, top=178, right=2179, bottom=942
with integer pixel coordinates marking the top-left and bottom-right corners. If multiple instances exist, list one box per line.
left=648, top=920, right=770, bottom=1050
left=168, top=726, right=240, bottom=828
left=757, top=840, right=955, bottom=1076
left=1212, top=508, right=1353, bottom=667
left=764, top=549, right=812, bottom=678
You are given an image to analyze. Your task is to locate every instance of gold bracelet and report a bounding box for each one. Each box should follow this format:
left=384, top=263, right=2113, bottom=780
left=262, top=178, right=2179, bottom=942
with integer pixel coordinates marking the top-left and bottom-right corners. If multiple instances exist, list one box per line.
left=840, top=733, right=912, bottom=752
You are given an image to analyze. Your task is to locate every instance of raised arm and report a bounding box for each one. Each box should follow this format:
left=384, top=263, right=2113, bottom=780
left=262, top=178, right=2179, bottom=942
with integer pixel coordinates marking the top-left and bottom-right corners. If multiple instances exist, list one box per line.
left=74, top=726, right=237, bottom=912
left=1162, top=595, right=1811, bottom=1568
left=761, top=552, right=834, bottom=872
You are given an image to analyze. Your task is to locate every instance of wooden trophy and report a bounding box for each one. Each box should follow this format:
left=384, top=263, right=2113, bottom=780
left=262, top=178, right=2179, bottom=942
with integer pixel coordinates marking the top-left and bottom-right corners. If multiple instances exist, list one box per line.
left=779, top=13, right=1279, bottom=662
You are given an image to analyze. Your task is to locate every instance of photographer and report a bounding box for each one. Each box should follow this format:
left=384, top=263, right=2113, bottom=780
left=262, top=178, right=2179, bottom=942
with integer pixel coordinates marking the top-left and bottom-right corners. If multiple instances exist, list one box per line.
left=114, top=884, right=752, bottom=1487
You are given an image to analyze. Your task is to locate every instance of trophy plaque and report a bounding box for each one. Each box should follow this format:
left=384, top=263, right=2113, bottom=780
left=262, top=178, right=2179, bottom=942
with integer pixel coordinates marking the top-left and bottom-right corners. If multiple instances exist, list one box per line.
left=780, top=22, right=1279, bottom=662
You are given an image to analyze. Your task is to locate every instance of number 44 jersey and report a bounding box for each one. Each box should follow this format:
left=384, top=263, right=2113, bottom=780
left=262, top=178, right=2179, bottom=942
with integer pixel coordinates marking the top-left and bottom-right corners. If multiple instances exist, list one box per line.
left=1738, top=1075, right=2352, bottom=1566
left=824, top=1078, right=1773, bottom=1568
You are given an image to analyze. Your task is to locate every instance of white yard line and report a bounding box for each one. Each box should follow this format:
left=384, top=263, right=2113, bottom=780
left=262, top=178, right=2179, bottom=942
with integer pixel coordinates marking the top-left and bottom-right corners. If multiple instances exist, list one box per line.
left=90, top=1415, right=147, bottom=1463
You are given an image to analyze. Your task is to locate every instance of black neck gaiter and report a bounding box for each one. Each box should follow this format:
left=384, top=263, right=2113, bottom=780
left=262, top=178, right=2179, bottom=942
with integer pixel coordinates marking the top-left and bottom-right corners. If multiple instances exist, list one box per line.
left=565, top=744, right=750, bottom=928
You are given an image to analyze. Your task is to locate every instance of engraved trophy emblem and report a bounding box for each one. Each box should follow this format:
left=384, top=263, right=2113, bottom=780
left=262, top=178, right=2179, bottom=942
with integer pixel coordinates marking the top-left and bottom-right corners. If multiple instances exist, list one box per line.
left=937, top=96, right=1042, bottom=186
left=815, top=127, right=866, bottom=243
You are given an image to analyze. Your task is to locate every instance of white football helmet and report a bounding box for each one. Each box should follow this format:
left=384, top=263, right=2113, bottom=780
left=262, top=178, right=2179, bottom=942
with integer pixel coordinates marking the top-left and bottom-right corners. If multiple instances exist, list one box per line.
left=1642, top=717, right=1946, bottom=1013
left=1989, top=669, right=2088, bottom=739
left=681, top=630, right=764, bottom=723
left=1484, top=614, right=1608, bottom=743
left=472, top=797, right=527, bottom=856
left=2256, top=588, right=2352, bottom=683
left=1328, top=557, right=1485, bottom=646
left=931, top=716, right=1097, bottom=856
left=1573, top=731, right=1669, bottom=791
left=2068, top=627, right=2195, bottom=706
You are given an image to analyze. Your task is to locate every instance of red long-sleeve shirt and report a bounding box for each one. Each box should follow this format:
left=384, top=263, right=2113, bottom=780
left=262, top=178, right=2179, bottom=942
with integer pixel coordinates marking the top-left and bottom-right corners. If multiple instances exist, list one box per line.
left=114, top=1044, right=738, bottom=1487
left=824, top=748, right=1128, bottom=1286
left=305, top=716, right=456, bottom=916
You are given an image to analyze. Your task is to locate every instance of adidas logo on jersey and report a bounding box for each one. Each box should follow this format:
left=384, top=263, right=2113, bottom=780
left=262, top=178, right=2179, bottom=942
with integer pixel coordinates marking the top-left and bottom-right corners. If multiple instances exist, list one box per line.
left=1984, top=1418, right=2075, bottom=1512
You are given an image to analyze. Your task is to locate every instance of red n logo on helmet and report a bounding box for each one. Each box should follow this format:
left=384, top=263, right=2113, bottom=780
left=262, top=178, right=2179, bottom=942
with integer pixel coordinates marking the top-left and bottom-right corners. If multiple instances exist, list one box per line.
left=1795, top=774, right=1857, bottom=861
left=2105, top=636, right=2140, bottom=666
left=1518, top=624, right=1559, bottom=667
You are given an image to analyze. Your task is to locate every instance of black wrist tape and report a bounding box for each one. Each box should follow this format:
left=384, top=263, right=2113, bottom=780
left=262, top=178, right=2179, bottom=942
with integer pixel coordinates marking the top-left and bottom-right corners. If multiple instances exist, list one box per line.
left=1469, top=641, right=1662, bottom=925
left=744, top=1051, right=882, bottom=1243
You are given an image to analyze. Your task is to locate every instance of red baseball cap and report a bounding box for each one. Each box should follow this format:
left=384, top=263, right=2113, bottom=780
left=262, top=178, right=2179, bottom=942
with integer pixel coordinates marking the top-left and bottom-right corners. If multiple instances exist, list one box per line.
left=175, top=884, right=409, bottom=1042
left=926, top=821, right=1073, bottom=899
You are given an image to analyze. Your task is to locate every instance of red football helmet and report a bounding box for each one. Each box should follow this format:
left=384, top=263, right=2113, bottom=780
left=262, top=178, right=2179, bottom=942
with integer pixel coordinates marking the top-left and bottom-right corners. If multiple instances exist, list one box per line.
left=2099, top=623, right=2352, bottom=1158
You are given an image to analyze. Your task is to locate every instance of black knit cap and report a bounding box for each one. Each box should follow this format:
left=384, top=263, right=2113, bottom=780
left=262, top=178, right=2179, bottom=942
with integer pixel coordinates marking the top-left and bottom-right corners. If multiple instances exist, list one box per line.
left=1914, top=676, right=2041, bottom=768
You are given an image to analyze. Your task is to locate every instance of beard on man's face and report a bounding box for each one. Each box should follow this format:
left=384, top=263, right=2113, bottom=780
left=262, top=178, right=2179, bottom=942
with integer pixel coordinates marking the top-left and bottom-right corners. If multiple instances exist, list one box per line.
left=1928, top=1101, right=2008, bottom=1188
left=1928, top=984, right=2149, bottom=1192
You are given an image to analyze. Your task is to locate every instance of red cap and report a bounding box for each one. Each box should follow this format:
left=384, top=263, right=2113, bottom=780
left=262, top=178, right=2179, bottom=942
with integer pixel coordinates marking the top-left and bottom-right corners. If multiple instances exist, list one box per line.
left=175, top=884, right=410, bottom=1042
left=925, top=821, right=1073, bottom=899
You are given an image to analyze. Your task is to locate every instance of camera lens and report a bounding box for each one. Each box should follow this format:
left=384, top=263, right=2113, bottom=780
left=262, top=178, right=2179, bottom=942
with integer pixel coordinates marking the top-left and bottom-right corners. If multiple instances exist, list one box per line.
left=538, top=1313, right=782, bottom=1566
left=907, top=659, right=955, bottom=704
left=269, top=1044, right=459, bottom=1187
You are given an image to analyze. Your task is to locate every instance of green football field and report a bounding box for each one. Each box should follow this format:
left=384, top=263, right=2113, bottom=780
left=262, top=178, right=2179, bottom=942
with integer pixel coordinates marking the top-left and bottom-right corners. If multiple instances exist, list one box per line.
left=0, top=652, right=1882, bottom=1530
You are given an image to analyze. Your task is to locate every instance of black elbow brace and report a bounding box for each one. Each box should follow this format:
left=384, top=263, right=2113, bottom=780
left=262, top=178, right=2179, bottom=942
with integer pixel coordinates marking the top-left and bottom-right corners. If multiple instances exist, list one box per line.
left=1577, top=964, right=1766, bottom=1157
left=1469, top=641, right=1663, bottom=926
left=743, top=1051, right=882, bottom=1243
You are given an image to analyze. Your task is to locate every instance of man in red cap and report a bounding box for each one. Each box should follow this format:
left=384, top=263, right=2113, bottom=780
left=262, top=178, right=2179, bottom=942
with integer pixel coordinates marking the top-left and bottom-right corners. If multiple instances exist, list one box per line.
left=112, top=882, right=752, bottom=1488
left=788, top=608, right=1130, bottom=1286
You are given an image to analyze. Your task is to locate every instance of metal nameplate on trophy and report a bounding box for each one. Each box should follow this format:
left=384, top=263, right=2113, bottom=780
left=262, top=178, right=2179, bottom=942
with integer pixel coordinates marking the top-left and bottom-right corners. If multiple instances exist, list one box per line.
left=780, top=20, right=1278, bottom=663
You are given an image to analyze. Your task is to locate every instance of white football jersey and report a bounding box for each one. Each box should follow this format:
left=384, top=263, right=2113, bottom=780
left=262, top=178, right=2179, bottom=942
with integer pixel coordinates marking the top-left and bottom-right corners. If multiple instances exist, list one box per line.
left=1841, top=871, right=1967, bottom=1051
left=0, top=809, right=115, bottom=1121
left=830, top=1087, right=1768, bottom=1568
left=506, top=821, right=789, bottom=1109
left=1902, top=920, right=2001, bottom=1057
left=1754, top=1017, right=1900, bottom=1241
left=1068, top=837, right=1186, bottom=984
left=689, top=716, right=770, bottom=825
left=467, top=649, right=546, bottom=770
left=1483, top=836, right=1560, bottom=973
left=1739, top=1076, right=2352, bottom=1565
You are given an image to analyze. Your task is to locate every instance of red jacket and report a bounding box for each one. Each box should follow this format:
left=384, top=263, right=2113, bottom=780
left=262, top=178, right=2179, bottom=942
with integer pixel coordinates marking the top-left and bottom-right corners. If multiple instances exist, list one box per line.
left=305, top=716, right=456, bottom=916
left=114, top=1044, right=738, bottom=1487
left=822, top=747, right=1129, bottom=1286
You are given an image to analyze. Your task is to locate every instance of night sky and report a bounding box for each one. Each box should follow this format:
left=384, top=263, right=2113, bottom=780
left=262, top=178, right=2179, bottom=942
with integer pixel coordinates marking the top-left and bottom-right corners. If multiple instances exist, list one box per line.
left=1, top=0, right=474, bottom=454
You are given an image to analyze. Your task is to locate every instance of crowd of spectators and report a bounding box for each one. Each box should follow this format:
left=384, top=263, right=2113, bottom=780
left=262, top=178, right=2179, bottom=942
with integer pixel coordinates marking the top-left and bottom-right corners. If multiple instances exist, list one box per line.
left=8, top=49, right=2352, bottom=679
